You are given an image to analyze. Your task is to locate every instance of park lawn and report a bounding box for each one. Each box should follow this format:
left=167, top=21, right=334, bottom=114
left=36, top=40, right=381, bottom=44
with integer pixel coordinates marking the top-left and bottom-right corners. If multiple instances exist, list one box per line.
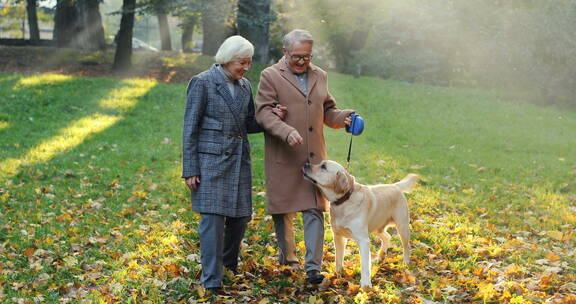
left=0, top=71, right=574, bottom=304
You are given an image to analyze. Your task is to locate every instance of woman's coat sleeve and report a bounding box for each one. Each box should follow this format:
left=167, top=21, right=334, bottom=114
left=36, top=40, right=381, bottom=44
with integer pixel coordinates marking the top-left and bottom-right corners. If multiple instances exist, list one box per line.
left=182, top=77, right=207, bottom=178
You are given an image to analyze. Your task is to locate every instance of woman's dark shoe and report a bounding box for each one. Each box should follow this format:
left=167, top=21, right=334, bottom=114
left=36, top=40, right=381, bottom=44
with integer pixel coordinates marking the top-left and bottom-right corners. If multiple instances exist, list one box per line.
left=206, top=287, right=227, bottom=296
left=306, top=270, right=325, bottom=284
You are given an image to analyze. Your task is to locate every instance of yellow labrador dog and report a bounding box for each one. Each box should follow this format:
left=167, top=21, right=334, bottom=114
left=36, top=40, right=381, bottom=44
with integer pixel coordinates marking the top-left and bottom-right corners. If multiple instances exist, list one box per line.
left=302, top=160, right=417, bottom=289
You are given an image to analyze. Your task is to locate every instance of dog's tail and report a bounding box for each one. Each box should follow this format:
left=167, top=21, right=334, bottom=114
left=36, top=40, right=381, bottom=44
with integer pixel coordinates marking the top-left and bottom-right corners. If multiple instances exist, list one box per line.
left=394, top=174, right=419, bottom=193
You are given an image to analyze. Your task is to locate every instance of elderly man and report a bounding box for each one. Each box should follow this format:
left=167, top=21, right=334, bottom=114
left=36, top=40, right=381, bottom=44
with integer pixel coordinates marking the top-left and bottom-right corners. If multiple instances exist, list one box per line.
left=255, top=29, right=355, bottom=284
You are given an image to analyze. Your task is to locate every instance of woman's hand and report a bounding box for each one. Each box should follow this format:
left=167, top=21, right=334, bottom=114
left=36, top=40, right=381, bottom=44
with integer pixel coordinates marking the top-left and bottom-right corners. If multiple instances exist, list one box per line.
left=185, top=176, right=201, bottom=191
left=272, top=104, right=288, bottom=120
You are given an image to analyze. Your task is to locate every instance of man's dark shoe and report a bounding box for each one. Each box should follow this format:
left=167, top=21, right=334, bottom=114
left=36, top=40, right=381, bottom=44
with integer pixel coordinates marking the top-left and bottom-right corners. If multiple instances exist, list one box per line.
left=306, top=270, right=325, bottom=284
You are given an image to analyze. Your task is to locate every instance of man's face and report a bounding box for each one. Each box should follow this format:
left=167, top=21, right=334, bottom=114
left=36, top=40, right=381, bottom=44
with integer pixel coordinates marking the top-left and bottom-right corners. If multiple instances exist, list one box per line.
left=283, top=41, right=313, bottom=74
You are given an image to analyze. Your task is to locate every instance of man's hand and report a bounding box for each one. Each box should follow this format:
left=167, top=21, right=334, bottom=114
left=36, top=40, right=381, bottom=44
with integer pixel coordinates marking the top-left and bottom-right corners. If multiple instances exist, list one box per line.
left=287, top=130, right=303, bottom=146
left=345, top=114, right=353, bottom=127
left=185, top=176, right=200, bottom=191
left=272, top=104, right=288, bottom=120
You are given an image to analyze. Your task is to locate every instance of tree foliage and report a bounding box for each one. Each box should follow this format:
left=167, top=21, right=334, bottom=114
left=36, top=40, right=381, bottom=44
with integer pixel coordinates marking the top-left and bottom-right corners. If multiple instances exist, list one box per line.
left=0, top=0, right=29, bottom=38
left=238, top=0, right=274, bottom=63
left=276, top=0, right=576, bottom=106
left=200, top=0, right=235, bottom=56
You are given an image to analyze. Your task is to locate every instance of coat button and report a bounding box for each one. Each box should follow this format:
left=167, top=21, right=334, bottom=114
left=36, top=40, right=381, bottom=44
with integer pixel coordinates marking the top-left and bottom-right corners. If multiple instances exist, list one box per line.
left=309, top=126, right=313, bottom=132
left=225, top=151, right=231, bottom=156
left=237, top=135, right=242, bottom=139
left=227, top=135, right=232, bottom=139
left=308, top=100, right=312, bottom=105
left=309, top=152, right=315, bottom=158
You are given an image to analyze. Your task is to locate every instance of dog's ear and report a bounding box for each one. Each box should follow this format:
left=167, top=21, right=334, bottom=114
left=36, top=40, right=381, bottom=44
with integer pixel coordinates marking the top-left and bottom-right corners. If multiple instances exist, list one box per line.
left=334, top=171, right=350, bottom=194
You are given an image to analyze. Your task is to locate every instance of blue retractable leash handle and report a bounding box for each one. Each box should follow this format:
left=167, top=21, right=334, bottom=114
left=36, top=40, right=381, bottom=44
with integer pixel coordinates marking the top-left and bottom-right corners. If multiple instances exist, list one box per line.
left=345, top=113, right=364, bottom=170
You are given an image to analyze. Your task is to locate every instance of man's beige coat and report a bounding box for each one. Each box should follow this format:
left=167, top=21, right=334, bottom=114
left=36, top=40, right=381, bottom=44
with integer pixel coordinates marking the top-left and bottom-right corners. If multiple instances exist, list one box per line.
left=255, top=58, right=354, bottom=214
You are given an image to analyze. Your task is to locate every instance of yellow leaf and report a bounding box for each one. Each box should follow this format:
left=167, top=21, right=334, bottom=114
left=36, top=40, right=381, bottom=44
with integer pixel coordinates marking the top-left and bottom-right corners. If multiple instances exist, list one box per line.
left=266, top=246, right=276, bottom=254
left=308, top=296, right=317, bottom=304
left=545, top=252, right=561, bottom=262
left=132, top=191, right=148, bottom=198
left=164, top=263, right=181, bottom=276
left=504, top=264, right=521, bottom=275
left=108, top=179, right=119, bottom=188
left=55, top=213, right=72, bottom=222
left=473, top=267, right=484, bottom=277
left=477, top=282, right=496, bottom=301
left=547, top=230, right=564, bottom=241
left=258, top=298, right=270, bottom=304
left=43, top=237, right=54, bottom=245
left=462, top=188, right=475, bottom=195
left=196, top=286, right=205, bottom=297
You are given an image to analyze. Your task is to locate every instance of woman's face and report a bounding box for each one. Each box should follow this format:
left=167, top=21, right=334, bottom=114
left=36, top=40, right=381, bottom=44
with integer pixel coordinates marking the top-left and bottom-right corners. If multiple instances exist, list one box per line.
left=223, top=57, right=252, bottom=79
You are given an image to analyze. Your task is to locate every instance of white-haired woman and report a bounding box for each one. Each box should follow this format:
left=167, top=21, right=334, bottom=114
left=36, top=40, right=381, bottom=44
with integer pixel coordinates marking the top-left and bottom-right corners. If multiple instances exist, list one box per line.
left=182, top=36, right=284, bottom=294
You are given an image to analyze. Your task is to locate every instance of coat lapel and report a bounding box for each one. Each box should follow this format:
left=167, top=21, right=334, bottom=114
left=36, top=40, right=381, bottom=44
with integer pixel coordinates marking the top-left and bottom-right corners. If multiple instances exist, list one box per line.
left=307, top=65, right=319, bottom=96
left=210, top=65, right=242, bottom=129
left=235, top=80, right=250, bottom=125
left=278, top=58, right=319, bottom=98
left=278, top=58, right=306, bottom=97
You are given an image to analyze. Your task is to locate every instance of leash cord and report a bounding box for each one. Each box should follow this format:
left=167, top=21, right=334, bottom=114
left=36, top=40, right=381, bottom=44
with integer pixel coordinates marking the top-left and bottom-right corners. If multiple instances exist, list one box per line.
left=346, top=114, right=357, bottom=170
left=346, top=134, right=353, bottom=170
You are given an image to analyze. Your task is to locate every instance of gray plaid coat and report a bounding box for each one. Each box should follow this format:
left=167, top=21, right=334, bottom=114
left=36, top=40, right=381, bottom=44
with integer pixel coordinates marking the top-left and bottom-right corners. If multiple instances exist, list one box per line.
left=182, top=64, right=262, bottom=217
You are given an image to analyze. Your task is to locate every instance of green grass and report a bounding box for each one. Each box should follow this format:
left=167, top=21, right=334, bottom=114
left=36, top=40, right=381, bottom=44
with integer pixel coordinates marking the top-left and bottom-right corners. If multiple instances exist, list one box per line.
left=0, top=71, right=575, bottom=303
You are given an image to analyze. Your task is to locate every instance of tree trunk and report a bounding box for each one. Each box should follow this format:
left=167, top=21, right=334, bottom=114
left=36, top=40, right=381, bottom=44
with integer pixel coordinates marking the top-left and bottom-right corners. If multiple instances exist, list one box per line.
left=113, top=0, right=136, bottom=71
left=237, top=0, right=272, bottom=63
left=53, top=0, right=80, bottom=47
left=157, top=13, right=172, bottom=51
left=78, top=0, right=107, bottom=50
left=26, top=0, right=40, bottom=42
left=181, top=16, right=197, bottom=53
left=201, top=0, right=234, bottom=56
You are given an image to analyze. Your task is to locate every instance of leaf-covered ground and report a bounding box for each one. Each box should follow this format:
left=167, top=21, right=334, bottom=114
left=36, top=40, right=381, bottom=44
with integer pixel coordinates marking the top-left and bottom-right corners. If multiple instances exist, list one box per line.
left=0, top=71, right=574, bottom=304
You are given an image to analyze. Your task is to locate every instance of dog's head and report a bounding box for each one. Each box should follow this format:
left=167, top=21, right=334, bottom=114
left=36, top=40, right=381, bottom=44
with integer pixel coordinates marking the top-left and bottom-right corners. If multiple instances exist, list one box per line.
left=302, top=160, right=355, bottom=202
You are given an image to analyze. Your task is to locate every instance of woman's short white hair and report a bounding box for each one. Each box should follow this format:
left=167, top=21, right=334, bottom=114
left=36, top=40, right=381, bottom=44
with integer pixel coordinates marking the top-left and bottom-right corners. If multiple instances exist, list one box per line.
left=283, top=29, right=314, bottom=50
left=214, top=35, right=254, bottom=64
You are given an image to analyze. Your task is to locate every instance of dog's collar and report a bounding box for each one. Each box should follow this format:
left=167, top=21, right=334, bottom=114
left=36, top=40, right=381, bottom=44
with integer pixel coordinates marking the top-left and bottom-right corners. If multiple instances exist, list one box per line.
left=332, top=186, right=354, bottom=206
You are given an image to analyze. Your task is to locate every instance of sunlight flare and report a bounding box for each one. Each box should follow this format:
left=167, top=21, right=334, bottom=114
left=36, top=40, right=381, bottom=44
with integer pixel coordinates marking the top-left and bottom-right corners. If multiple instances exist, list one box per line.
left=1, top=78, right=156, bottom=179
left=0, top=121, right=10, bottom=130
left=14, top=74, right=74, bottom=88
left=0, top=114, right=121, bottom=177
left=99, top=79, right=157, bottom=111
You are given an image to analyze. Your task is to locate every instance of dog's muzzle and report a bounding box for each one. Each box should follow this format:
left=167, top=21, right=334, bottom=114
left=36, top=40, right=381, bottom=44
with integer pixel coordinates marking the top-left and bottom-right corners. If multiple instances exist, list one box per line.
left=301, top=165, right=317, bottom=184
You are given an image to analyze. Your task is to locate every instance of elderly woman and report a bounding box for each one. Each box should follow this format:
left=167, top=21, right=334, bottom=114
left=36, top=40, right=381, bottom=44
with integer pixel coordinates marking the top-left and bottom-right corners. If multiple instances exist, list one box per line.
left=182, top=35, right=284, bottom=293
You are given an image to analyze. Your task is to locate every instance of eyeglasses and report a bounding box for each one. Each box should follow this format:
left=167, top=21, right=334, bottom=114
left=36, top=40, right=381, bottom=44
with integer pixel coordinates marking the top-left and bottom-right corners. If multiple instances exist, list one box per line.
left=288, top=53, right=313, bottom=62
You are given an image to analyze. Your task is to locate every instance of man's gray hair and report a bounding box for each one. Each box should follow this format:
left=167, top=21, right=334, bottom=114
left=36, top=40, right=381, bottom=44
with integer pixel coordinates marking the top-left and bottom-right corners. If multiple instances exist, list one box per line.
left=214, top=35, right=254, bottom=64
left=282, top=29, right=314, bottom=50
